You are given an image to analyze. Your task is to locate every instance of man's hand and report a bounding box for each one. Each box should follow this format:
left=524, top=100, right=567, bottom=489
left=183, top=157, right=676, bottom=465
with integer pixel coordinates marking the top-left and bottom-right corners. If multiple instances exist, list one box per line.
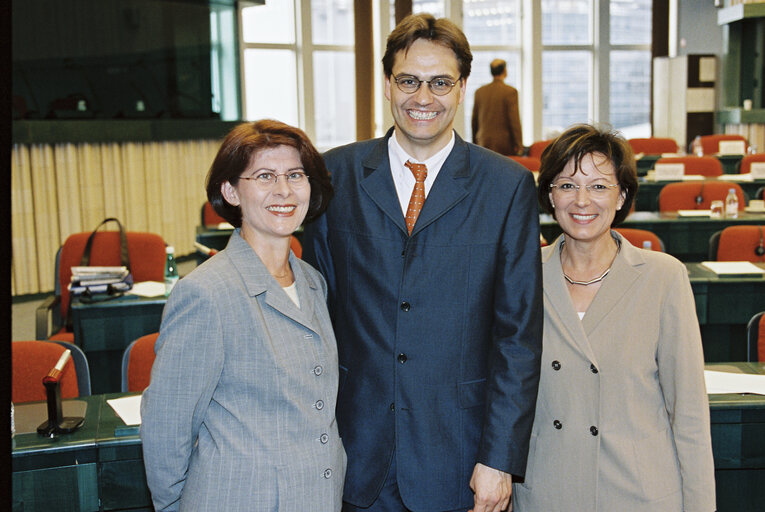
left=469, top=463, right=513, bottom=512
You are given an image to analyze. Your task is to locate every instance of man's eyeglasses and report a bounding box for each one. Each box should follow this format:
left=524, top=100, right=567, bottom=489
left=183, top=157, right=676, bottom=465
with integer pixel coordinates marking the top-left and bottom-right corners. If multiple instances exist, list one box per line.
left=240, top=170, right=310, bottom=190
left=549, top=182, right=619, bottom=197
left=392, top=75, right=461, bottom=96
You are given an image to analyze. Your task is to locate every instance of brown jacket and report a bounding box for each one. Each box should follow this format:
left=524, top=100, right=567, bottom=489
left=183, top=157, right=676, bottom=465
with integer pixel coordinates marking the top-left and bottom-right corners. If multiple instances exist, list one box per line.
left=471, top=80, right=523, bottom=155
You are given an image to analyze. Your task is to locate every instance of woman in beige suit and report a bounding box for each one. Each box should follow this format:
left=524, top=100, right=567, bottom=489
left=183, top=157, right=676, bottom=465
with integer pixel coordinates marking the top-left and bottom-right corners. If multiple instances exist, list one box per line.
left=513, top=124, right=715, bottom=511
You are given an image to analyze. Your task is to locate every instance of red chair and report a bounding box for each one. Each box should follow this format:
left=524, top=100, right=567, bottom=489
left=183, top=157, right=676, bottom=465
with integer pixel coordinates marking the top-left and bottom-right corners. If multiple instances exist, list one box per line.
left=121, top=332, right=159, bottom=392
left=655, top=156, right=723, bottom=177
left=708, top=225, right=765, bottom=263
left=628, top=137, right=678, bottom=155
left=658, top=181, right=746, bottom=212
left=528, top=140, right=553, bottom=159
left=699, top=134, right=748, bottom=155
left=747, top=312, right=765, bottom=362
left=614, top=228, right=665, bottom=252
left=36, top=229, right=166, bottom=342
left=738, top=153, right=765, bottom=174
left=508, top=156, right=541, bottom=172
left=12, top=340, right=91, bottom=403
left=202, top=201, right=228, bottom=227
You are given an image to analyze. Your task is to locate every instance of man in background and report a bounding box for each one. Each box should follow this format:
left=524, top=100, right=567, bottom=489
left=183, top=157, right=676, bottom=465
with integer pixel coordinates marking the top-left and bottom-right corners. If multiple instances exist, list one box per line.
left=471, top=59, right=523, bottom=156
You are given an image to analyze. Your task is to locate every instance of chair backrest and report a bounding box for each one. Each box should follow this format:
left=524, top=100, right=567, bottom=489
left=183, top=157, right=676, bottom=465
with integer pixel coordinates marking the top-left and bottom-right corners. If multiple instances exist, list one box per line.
left=614, top=228, right=665, bottom=252
left=699, top=134, right=748, bottom=155
left=710, top=225, right=765, bottom=262
left=655, top=156, right=723, bottom=177
left=57, top=230, right=166, bottom=324
left=628, top=137, right=678, bottom=155
left=739, top=153, right=765, bottom=174
left=658, top=181, right=746, bottom=212
left=290, top=235, right=303, bottom=259
left=121, top=332, right=159, bottom=392
left=528, top=140, right=553, bottom=159
left=12, top=340, right=91, bottom=403
left=746, top=311, right=765, bottom=362
left=202, top=201, right=228, bottom=227
left=508, top=155, right=541, bottom=172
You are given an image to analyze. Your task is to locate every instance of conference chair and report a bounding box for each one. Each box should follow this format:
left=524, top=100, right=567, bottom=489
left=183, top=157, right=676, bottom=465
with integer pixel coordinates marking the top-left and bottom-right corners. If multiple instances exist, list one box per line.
left=708, top=225, right=765, bottom=262
left=698, top=134, right=748, bottom=155
left=654, top=156, right=723, bottom=177
left=528, top=139, right=553, bottom=159
left=202, top=201, right=228, bottom=228
left=628, top=137, right=678, bottom=155
left=12, top=340, right=91, bottom=403
left=747, top=311, right=765, bottom=362
left=121, top=332, right=159, bottom=392
left=658, top=181, right=746, bottom=212
left=36, top=227, right=166, bottom=342
left=614, top=228, right=665, bottom=252
left=508, top=155, right=541, bottom=172
left=738, top=153, right=765, bottom=174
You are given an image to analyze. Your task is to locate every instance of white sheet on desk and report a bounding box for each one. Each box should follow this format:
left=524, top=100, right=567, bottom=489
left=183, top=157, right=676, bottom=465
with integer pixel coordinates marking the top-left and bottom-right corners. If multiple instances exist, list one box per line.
left=705, top=370, right=765, bottom=395
left=700, top=261, right=765, bottom=275
left=127, top=281, right=166, bottom=297
left=107, top=395, right=143, bottom=425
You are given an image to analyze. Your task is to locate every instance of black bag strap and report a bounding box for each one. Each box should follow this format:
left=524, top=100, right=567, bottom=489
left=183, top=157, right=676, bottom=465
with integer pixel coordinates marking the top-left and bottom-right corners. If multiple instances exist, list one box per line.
left=80, top=217, right=131, bottom=271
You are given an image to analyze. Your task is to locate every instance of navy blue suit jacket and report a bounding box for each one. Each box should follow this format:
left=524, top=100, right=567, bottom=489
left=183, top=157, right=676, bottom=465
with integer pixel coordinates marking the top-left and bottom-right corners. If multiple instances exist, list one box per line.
left=302, top=130, right=543, bottom=511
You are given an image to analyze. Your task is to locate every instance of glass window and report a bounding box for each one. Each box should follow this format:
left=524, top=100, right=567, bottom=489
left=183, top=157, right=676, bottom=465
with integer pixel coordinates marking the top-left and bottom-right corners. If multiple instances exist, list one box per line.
left=463, top=0, right=521, bottom=46
left=313, top=51, right=356, bottom=148
left=312, top=0, right=354, bottom=45
left=542, top=0, right=592, bottom=45
left=610, top=50, right=651, bottom=136
left=543, top=51, right=591, bottom=136
left=242, top=1, right=295, bottom=44
left=610, top=0, right=651, bottom=45
left=413, top=0, right=445, bottom=18
left=243, top=49, right=298, bottom=126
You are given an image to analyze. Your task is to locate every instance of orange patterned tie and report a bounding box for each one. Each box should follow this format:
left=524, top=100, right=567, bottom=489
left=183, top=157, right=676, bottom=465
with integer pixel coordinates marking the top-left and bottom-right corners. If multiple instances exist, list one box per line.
left=404, top=160, right=428, bottom=234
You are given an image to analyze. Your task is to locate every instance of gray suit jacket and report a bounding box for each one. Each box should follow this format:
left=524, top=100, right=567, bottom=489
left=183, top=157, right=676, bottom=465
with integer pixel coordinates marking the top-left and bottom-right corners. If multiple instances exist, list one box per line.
left=513, top=232, right=715, bottom=512
left=141, top=230, right=346, bottom=511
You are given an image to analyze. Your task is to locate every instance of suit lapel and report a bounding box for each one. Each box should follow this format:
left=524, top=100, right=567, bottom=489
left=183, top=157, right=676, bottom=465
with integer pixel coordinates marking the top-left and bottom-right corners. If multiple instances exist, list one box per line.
left=359, top=132, right=409, bottom=234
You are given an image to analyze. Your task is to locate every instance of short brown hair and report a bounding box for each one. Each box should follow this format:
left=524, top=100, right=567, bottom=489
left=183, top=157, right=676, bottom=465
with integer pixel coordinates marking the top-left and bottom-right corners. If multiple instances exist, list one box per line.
left=537, top=124, right=638, bottom=226
left=382, top=13, right=472, bottom=80
left=206, top=120, right=333, bottom=227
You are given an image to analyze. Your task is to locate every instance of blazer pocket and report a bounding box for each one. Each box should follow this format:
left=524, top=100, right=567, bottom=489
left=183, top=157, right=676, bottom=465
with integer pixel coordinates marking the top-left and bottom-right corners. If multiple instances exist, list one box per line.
left=632, top=427, right=682, bottom=501
left=458, top=378, right=486, bottom=409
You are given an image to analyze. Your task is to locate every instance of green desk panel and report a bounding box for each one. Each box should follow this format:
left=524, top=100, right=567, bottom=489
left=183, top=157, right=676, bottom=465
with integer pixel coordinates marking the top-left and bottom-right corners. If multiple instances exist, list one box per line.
left=13, top=464, right=100, bottom=512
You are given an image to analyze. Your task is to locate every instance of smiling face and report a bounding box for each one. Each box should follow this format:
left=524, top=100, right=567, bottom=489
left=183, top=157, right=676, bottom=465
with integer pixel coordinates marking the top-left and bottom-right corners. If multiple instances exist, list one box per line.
left=221, top=144, right=310, bottom=249
left=385, top=38, right=466, bottom=161
left=549, top=152, right=626, bottom=245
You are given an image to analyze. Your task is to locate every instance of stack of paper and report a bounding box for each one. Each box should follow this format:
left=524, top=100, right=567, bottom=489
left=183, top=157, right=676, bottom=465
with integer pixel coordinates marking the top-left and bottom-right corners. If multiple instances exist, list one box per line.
left=700, top=261, right=765, bottom=277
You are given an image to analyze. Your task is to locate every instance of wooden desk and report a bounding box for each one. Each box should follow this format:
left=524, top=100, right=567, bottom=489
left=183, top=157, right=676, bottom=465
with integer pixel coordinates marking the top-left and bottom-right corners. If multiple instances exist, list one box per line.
left=634, top=178, right=765, bottom=211
left=541, top=212, right=765, bottom=262
left=71, top=295, right=166, bottom=394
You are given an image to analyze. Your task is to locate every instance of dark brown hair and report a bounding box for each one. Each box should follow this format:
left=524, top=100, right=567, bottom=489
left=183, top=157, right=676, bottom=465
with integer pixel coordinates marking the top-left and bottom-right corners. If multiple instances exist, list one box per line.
left=206, top=120, right=333, bottom=227
left=382, top=13, right=472, bottom=80
left=537, top=124, right=638, bottom=226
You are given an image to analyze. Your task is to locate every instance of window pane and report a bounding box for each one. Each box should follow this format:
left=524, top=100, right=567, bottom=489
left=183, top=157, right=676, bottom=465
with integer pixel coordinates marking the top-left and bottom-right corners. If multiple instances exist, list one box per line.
left=243, top=49, right=298, bottom=126
left=413, top=1, right=445, bottom=18
left=463, top=0, right=521, bottom=46
left=313, top=51, right=355, bottom=148
left=610, top=0, right=652, bottom=45
left=542, top=0, right=591, bottom=45
left=312, top=0, right=354, bottom=45
left=610, top=51, right=651, bottom=137
left=464, top=51, right=521, bottom=143
left=242, top=0, right=295, bottom=44
left=543, top=51, right=591, bottom=136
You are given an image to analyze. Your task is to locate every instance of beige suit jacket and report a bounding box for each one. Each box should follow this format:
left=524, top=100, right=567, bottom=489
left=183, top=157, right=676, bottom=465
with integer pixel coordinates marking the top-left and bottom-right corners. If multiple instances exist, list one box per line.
left=471, top=80, right=523, bottom=155
left=513, top=232, right=715, bottom=512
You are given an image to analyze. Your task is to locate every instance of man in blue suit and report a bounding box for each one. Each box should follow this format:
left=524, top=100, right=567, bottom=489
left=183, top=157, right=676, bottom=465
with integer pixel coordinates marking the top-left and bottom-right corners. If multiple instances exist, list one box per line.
left=302, top=13, right=542, bottom=512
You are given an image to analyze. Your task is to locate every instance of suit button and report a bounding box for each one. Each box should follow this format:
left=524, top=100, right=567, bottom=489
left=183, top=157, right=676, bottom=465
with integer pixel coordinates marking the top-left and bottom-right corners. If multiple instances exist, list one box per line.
left=320, top=433, right=329, bottom=444
left=552, top=360, right=561, bottom=371
left=400, top=301, right=411, bottom=312
left=590, top=426, right=599, bottom=436
left=397, top=353, right=408, bottom=363
left=313, top=365, right=323, bottom=376
left=553, top=420, right=562, bottom=429
left=590, top=364, right=598, bottom=374
left=390, top=402, right=395, bottom=411
left=323, top=468, right=332, bottom=479
left=315, top=400, right=324, bottom=410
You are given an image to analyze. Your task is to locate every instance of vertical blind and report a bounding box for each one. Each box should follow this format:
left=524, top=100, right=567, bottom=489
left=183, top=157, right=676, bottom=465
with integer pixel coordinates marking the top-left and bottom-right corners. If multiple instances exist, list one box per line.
left=11, top=139, right=221, bottom=296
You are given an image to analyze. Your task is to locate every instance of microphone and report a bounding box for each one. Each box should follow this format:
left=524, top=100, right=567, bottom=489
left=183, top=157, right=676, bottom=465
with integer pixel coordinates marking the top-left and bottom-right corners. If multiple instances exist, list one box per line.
left=756, top=226, right=765, bottom=257
left=37, top=348, right=85, bottom=436
left=695, top=183, right=705, bottom=207
left=194, top=241, right=218, bottom=257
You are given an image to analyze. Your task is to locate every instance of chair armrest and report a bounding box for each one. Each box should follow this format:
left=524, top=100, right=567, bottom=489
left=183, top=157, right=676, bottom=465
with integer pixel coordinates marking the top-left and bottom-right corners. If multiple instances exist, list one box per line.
left=35, top=294, right=61, bottom=340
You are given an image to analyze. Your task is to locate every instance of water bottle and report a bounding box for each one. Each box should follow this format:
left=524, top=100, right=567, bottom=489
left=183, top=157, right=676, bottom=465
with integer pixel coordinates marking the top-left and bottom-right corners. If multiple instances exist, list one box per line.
left=164, top=246, right=179, bottom=295
left=692, top=135, right=704, bottom=156
left=11, top=402, right=15, bottom=438
left=725, top=188, right=739, bottom=219
left=642, top=240, right=652, bottom=251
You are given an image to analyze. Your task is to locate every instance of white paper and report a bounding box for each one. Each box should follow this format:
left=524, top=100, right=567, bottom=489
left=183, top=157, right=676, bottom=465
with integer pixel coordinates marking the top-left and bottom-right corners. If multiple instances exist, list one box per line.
left=677, top=210, right=711, bottom=217
left=654, top=163, right=685, bottom=180
left=705, top=370, right=765, bottom=395
left=127, top=281, right=167, bottom=297
left=699, top=57, right=716, bottom=82
left=750, top=163, right=765, bottom=179
left=700, top=261, right=765, bottom=276
left=721, top=173, right=754, bottom=182
left=217, top=222, right=234, bottom=230
left=718, top=140, right=746, bottom=155
left=107, top=395, right=143, bottom=425
left=686, top=88, right=715, bottom=113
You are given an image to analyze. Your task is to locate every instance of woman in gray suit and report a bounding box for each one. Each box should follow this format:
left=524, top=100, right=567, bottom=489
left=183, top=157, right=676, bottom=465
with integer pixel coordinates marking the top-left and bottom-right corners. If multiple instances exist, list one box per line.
left=141, top=120, right=345, bottom=511
left=513, top=124, right=715, bottom=511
